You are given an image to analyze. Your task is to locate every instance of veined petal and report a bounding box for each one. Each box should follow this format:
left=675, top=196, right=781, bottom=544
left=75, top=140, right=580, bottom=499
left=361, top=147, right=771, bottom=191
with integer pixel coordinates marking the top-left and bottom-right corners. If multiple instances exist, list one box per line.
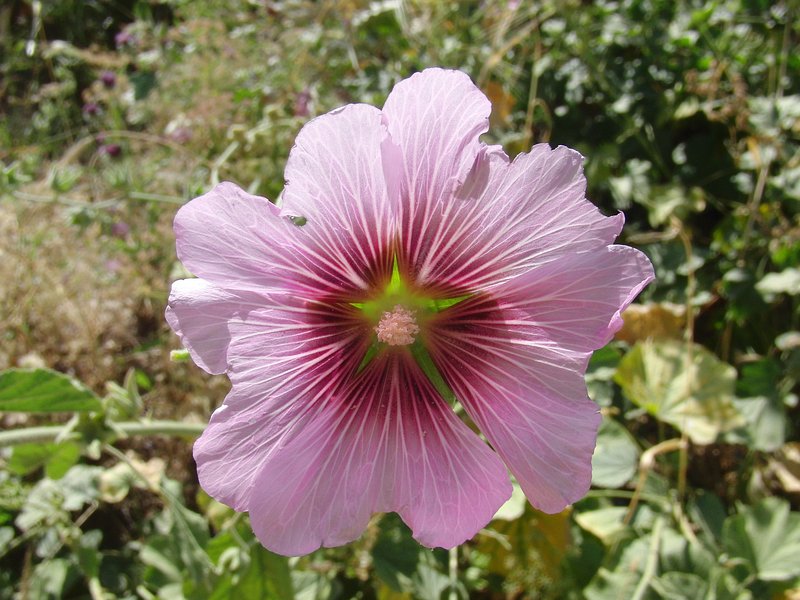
left=282, top=104, right=397, bottom=291
left=194, top=399, right=293, bottom=512
left=381, top=68, right=491, bottom=272
left=501, top=246, right=655, bottom=352
left=174, top=183, right=296, bottom=291
left=174, top=182, right=371, bottom=299
left=247, top=351, right=511, bottom=556
left=412, top=145, right=626, bottom=293
left=429, top=295, right=602, bottom=513
left=165, top=278, right=266, bottom=374
left=194, top=295, right=368, bottom=512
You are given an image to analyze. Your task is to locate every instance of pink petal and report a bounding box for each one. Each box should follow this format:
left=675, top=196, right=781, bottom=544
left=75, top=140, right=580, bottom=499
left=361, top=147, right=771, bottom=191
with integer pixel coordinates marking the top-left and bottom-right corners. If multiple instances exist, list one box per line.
left=174, top=182, right=372, bottom=298
left=502, top=246, right=655, bottom=351
left=430, top=297, right=601, bottom=513
left=194, top=296, right=368, bottom=512
left=194, top=397, right=289, bottom=512
left=428, top=247, right=652, bottom=511
left=381, top=69, right=491, bottom=272
left=165, top=278, right=265, bottom=374
left=413, top=144, right=626, bottom=293
left=247, top=352, right=511, bottom=556
left=174, top=183, right=294, bottom=291
left=282, top=104, right=397, bottom=290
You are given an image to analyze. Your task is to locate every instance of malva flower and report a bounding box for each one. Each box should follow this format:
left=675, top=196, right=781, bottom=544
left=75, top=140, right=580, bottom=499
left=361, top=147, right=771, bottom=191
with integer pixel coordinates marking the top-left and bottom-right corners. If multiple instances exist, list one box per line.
left=166, top=68, right=654, bottom=556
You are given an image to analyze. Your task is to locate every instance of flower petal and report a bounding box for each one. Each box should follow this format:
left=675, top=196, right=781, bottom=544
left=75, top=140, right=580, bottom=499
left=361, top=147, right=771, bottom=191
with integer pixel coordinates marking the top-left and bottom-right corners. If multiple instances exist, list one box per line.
left=247, top=352, right=511, bottom=556
left=282, top=104, right=397, bottom=291
left=194, top=400, right=287, bottom=512
left=174, top=182, right=296, bottom=291
left=381, top=68, right=491, bottom=271
left=502, top=246, right=655, bottom=351
left=429, top=296, right=603, bottom=513
left=412, top=145, right=626, bottom=293
left=429, top=245, right=652, bottom=511
left=165, top=278, right=265, bottom=374
left=174, top=182, right=371, bottom=298
left=194, top=296, right=368, bottom=512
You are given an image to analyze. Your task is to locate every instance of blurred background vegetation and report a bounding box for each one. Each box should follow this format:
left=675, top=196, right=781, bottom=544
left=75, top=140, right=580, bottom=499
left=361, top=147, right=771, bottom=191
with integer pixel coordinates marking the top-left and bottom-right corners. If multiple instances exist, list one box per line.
left=0, top=0, right=798, bottom=598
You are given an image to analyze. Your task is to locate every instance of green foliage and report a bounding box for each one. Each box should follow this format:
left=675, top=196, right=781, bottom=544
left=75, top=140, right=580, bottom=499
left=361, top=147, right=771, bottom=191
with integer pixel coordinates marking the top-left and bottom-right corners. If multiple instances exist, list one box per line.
left=615, top=340, right=744, bottom=444
left=722, top=497, right=800, bottom=582
left=0, top=369, right=102, bottom=413
left=1, top=0, right=799, bottom=598
left=592, top=417, right=641, bottom=489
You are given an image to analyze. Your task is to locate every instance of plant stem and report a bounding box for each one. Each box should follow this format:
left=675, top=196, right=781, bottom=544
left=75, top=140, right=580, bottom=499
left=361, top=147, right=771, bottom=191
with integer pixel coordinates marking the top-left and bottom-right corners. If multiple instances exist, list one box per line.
left=449, top=546, right=458, bottom=600
left=0, top=420, right=205, bottom=448
left=675, top=220, right=695, bottom=502
left=625, top=438, right=687, bottom=524
left=630, top=516, right=664, bottom=600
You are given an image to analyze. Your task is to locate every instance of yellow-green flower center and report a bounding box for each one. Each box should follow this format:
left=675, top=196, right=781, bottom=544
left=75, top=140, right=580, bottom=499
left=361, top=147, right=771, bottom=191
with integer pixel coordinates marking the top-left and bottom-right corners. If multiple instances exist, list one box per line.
left=350, top=258, right=470, bottom=407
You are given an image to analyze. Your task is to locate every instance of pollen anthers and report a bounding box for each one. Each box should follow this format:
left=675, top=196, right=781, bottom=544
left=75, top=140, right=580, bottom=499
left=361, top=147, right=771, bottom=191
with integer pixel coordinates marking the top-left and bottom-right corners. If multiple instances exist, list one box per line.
left=375, top=305, right=419, bottom=346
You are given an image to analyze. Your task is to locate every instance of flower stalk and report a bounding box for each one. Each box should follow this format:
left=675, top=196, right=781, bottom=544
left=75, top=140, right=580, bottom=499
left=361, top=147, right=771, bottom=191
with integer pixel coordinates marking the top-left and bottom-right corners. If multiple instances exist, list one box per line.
left=0, top=420, right=205, bottom=449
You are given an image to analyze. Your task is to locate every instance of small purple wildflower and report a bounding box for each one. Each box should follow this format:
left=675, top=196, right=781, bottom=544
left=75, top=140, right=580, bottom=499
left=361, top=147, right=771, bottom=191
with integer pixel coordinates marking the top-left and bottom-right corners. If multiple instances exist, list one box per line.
left=99, top=143, right=122, bottom=158
left=169, top=127, right=193, bottom=144
left=114, top=30, right=136, bottom=48
left=293, top=89, right=311, bottom=117
left=100, top=71, right=117, bottom=89
left=111, top=221, right=130, bottom=238
left=82, top=102, right=101, bottom=117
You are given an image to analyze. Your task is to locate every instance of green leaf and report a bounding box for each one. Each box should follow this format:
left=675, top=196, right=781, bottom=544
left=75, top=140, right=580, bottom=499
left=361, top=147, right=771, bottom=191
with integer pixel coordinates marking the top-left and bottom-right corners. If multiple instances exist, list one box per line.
left=756, top=268, right=800, bottom=300
left=372, top=514, right=450, bottom=599
left=291, top=571, right=335, bottom=600
left=28, top=558, right=79, bottom=600
left=8, top=442, right=81, bottom=479
left=236, top=547, right=294, bottom=600
left=615, top=340, right=744, bottom=444
left=651, top=572, right=708, bottom=600
left=688, top=491, right=726, bottom=546
left=0, top=368, right=101, bottom=413
left=591, top=418, right=640, bottom=488
left=491, top=480, right=527, bottom=521
left=583, top=535, right=650, bottom=600
left=210, top=544, right=294, bottom=600
left=373, top=514, right=427, bottom=593
left=477, top=504, right=571, bottom=588
left=574, top=507, right=630, bottom=545
left=728, top=359, right=786, bottom=451
left=0, top=526, right=14, bottom=554
left=75, top=530, right=103, bottom=579
left=16, top=466, right=102, bottom=531
left=722, top=497, right=800, bottom=582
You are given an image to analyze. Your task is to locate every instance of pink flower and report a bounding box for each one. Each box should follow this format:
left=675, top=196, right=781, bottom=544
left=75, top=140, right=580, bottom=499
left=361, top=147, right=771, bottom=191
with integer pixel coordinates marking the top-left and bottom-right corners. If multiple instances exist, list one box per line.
left=166, top=68, right=654, bottom=556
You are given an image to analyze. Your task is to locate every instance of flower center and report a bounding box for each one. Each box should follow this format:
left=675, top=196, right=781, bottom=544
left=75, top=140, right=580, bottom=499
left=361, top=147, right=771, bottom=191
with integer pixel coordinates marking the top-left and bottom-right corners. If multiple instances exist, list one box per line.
left=375, top=305, right=419, bottom=346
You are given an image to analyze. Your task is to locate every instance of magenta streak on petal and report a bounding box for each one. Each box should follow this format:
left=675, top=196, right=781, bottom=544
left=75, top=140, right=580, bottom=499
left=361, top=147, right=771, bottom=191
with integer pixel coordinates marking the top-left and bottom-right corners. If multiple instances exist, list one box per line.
left=429, top=294, right=600, bottom=513
left=381, top=69, right=491, bottom=278
left=247, top=350, right=511, bottom=556
left=282, top=104, right=397, bottom=293
left=410, top=145, right=626, bottom=295
left=174, top=182, right=392, bottom=300
left=194, top=297, right=369, bottom=512
left=427, top=245, right=654, bottom=513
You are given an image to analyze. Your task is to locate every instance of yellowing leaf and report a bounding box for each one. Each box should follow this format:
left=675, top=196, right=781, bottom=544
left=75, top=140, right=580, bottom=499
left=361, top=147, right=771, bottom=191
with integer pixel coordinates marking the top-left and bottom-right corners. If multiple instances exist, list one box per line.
left=478, top=504, right=571, bottom=584
left=615, top=340, right=744, bottom=444
left=615, top=302, right=686, bottom=344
